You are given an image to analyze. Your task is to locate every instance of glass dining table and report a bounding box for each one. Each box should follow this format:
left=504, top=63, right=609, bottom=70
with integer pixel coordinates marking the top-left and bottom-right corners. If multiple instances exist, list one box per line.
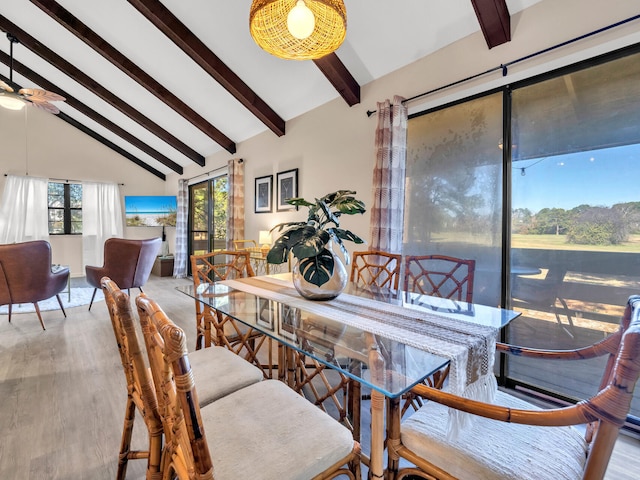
left=177, top=273, right=519, bottom=479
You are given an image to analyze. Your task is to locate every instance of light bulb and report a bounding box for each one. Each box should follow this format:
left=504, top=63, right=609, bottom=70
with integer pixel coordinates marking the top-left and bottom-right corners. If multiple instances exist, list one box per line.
left=287, top=0, right=315, bottom=39
left=0, top=93, right=25, bottom=111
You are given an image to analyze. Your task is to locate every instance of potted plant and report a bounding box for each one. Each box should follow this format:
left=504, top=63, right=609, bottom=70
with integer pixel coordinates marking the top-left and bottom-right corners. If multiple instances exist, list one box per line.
left=267, top=190, right=366, bottom=299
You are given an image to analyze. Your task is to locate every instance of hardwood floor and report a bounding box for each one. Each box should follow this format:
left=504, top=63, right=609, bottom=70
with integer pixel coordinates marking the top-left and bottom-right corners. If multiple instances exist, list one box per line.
left=0, top=275, right=638, bottom=479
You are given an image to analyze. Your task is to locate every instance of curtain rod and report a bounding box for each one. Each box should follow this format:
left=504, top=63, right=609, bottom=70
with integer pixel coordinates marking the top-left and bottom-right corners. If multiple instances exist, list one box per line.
left=3, top=174, right=125, bottom=186
left=185, top=159, right=242, bottom=182
left=366, top=14, right=640, bottom=117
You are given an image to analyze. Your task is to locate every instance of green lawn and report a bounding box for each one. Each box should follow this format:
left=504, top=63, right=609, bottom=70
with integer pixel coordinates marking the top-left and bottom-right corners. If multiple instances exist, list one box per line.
left=511, top=234, right=640, bottom=253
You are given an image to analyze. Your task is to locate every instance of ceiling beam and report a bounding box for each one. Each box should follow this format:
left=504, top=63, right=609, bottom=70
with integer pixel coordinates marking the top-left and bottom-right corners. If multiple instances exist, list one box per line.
left=0, top=14, right=205, bottom=166
left=470, top=0, right=511, bottom=49
left=313, top=53, right=360, bottom=106
left=30, top=0, right=236, bottom=154
left=127, top=0, right=286, bottom=137
left=0, top=70, right=166, bottom=180
left=0, top=50, right=182, bottom=175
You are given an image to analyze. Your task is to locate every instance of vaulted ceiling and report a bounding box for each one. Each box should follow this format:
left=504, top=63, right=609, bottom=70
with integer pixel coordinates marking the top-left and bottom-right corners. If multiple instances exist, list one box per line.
left=0, top=0, right=540, bottom=180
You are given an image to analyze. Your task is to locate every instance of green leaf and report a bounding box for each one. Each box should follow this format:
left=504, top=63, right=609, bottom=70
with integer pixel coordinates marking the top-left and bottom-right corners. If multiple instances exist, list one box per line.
left=266, top=238, right=289, bottom=264
left=333, top=196, right=366, bottom=216
left=286, top=197, right=315, bottom=208
left=291, top=227, right=330, bottom=259
left=298, top=248, right=334, bottom=287
left=330, top=228, right=365, bottom=244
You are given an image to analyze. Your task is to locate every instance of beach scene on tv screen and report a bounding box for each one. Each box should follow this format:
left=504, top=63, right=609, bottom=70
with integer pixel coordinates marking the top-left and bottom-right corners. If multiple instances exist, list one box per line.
left=125, top=196, right=177, bottom=227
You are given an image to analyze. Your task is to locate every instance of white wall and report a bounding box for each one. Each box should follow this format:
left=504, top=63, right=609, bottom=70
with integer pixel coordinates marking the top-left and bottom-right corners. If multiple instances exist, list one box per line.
left=1, top=0, right=639, bottom=275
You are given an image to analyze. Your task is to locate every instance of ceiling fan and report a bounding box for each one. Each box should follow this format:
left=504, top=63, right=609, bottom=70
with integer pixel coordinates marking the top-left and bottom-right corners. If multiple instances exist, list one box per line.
left=0, top=33, right=65, bottom=114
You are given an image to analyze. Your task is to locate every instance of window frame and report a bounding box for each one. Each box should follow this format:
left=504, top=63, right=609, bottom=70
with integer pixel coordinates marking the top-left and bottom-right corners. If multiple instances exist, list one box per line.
left=48, top=182, right=82, bottom=235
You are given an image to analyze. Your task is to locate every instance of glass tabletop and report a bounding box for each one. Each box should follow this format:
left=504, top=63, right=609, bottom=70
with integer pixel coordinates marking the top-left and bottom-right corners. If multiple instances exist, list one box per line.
left=177, top=277, right=520, bottom=398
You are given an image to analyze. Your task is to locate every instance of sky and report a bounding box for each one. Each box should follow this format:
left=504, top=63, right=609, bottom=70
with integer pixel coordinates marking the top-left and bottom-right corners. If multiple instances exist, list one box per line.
left=511, top=143, right=640, bottom=213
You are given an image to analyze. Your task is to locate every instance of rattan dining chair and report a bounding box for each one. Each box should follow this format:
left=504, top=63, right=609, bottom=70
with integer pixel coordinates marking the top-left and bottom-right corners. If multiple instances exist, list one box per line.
left=402, top=255, right=476, bottom=412
left=190, top=250, right=255, bottom=350
left=101, top=277, right=264, bottom=480
left=135, top=294, right=361, bottom=480
left=387, top=295, right=640, bottom=480
left=404, top=254, right=476, bottom=303
left=350, top=250, right=402, bottom=290
left=190, top=250, right=274, bottom=377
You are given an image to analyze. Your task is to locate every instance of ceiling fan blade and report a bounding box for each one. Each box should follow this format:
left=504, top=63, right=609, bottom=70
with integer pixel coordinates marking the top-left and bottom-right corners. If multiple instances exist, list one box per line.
left=27, top=98, right=61, bottom=114
left=0, top=80, right=14, bottom=93
left=19, top=88, right=66, bottom=103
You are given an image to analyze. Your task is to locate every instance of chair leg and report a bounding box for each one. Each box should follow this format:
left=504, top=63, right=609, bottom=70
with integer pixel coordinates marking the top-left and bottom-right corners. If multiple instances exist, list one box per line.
left=56, top=294, right=67, bottom=318
left=33, top=303, right=46, bottom=330
left=116, top=397, right=136, bottom=480
left=88, top=288, right=97, bottom=311
left=7, top=304, right=11, bottom=323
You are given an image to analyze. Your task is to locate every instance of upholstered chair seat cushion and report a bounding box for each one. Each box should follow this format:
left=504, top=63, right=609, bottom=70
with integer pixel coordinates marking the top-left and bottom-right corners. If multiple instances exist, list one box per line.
left=401, top=390, right=588, bottom=480
left=200, top=379, right=356, bottom=480
left=189, top=346, right=263, bottom=407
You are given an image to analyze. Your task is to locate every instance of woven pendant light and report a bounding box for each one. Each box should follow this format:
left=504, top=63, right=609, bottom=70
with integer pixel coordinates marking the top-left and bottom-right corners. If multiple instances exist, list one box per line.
left=250, top=0, right=346, bottom=60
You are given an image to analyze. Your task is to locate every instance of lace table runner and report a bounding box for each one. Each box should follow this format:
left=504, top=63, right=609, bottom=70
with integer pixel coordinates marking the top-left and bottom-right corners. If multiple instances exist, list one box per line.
left=219, top=276, right=499, bottom=435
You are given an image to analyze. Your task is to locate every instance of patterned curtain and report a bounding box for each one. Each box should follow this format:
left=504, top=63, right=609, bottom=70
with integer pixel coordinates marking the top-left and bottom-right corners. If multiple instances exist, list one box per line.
left=173, top=179, right=189, bottom=278
left=226, top=158, right=245, bottom=249
left=369, top=95, right=408, bottom=253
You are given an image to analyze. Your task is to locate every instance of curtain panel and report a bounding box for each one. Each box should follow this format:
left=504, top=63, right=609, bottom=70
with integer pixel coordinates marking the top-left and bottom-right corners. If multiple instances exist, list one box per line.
left=0, top=174, right=50, bottom=244
left=173, top=178, right=189, bottom=278
left=369, top=95, right=408, bottom=253
left=82, top=182, right=123, bottom=270
left=226, top=158, right=245, bottom=249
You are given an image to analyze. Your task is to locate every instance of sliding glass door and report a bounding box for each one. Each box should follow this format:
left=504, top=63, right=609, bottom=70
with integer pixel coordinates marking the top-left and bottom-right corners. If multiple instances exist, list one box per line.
left=507, top=50, right=640, bottom=414
left=189, top=175, right=228, bottom=261
left=406, top=45, right=640, bottom=424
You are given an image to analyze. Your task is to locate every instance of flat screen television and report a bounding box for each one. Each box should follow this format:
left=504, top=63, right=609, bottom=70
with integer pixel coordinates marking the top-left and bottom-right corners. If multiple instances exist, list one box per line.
left=124, top=195, right=177, bottom=227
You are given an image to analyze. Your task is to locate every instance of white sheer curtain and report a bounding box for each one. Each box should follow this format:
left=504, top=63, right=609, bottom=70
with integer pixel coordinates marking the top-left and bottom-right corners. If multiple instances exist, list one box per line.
left=82, top=181, right=123, bottom=269
left=0, top=174, right=50, bottom=244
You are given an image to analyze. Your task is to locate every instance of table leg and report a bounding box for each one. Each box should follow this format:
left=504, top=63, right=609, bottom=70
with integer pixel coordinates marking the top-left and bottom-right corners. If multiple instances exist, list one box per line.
left=386, top=396, right=402, bottom=480
left=366, top=336, right=386, bottom=480
left=369, top=389, right=385, bottom=479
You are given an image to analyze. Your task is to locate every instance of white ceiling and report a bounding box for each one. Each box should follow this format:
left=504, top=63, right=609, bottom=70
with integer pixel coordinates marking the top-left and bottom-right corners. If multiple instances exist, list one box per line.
left=0, top=0, right=542, bottom=178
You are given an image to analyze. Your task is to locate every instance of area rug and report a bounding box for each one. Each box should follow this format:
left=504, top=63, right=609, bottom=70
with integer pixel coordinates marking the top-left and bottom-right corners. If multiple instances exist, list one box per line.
left=0, top=287, right=104, bottom=314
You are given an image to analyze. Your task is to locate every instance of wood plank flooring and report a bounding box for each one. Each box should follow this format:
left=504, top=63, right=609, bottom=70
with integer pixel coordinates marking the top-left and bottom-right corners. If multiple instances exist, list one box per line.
left=0, top=275, right=638, bottom=479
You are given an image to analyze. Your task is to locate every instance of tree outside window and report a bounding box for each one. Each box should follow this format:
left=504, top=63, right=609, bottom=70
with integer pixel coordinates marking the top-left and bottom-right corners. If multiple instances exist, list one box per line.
left=48, top=182, right=82, bottom=234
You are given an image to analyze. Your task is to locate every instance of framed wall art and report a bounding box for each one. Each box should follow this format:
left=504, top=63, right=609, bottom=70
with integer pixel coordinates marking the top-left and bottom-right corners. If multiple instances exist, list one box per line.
left=255, top=175, right=273, bottom=213
left=276, top=168, right=298, bottom=211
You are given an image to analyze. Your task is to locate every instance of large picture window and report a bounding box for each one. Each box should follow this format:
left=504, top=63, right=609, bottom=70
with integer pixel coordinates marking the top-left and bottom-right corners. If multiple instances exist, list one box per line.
left=48, top=182, right=82, bottom=234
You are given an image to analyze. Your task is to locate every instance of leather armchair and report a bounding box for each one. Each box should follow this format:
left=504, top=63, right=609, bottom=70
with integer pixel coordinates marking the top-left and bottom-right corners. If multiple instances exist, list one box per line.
left=85, top=237, right=161, bottom=310
left=0, top=240, right=70, bottom=330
